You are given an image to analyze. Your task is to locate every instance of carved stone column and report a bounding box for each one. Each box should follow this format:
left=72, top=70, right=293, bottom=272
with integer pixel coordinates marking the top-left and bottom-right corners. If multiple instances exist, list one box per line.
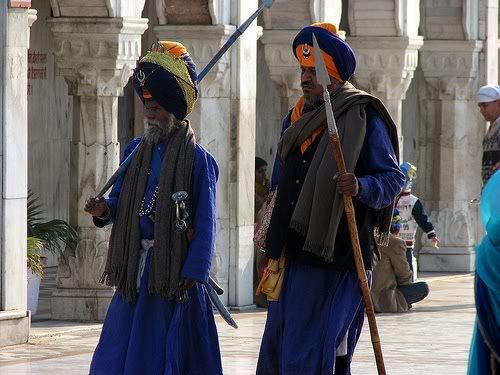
left=260, top=30, right=302, bottom=110
left=347, top=36, right=424, bottom=158
left=48, top=17, right=147, bottom=320
left=154, top=10, right=260, bottom=309
left=227, top=0, right=259, bottom=309
left=346, top=0, right=423, bottom=158
left=0, top=1, right=36, bottom=347
left=154, top=24, right=235, bottom=305
left=418, top=40, right=483, bottom=272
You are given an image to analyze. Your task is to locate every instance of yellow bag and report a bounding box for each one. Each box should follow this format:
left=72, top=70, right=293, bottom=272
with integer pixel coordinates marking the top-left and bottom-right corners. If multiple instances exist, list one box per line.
left=255, top=256, right=286, bottom=301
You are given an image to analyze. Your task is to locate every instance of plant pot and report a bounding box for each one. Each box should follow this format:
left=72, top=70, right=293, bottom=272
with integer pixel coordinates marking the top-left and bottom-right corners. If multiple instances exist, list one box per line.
left=27, top=268, right=42, bottom=315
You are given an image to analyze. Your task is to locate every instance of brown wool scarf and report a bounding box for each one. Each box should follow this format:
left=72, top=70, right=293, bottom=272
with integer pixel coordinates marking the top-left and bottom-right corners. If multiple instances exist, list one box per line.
left=278, top=82, right=399, bottom=263
left=101, top=121, right=196, bottom=303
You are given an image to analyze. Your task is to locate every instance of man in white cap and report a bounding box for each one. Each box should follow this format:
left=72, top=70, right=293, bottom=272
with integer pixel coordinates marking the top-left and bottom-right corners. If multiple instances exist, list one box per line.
left=477, top=85, right=500, bottom=185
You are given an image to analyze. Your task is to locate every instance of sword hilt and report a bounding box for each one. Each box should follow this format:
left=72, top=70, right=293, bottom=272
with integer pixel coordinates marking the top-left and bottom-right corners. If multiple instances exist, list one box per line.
left=208, top=276, right=224, bottom=295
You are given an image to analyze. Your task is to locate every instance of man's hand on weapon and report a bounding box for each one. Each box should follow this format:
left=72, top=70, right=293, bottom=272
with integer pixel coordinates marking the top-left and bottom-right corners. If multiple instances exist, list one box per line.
left=178, top=278, right=196, bottom=291
left=431, top=236, right=440, bottom=248
left=175, top=278, right=196, bottom=303
left=84, top=196, right=108, bottom=217
left=335, top=173, right=359, bottom=197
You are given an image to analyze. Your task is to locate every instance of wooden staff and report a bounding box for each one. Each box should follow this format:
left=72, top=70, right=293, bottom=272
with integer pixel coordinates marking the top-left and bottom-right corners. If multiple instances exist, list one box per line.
left=312, top=34, right=386, bottom=374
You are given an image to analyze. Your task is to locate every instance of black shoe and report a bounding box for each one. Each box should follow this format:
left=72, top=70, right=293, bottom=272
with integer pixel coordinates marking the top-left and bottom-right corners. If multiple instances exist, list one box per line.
left=335, top=355, right=348, bottom=374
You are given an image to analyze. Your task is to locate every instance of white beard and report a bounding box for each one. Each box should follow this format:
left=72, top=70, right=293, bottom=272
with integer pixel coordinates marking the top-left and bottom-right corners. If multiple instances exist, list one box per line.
left=143, top=114, right=178, bottom=144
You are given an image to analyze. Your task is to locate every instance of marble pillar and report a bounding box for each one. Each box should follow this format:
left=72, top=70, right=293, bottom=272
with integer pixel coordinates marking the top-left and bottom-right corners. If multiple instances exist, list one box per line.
left=227, top=0, right=259, bottom=309
left=152, top=0, right=260, bottom=309
left=0, top=2, right=36, bottom=347
left=48, top=17, right=147, bottom=320
left=347, top=36, right=423, bottom=159
left=346, top=0, right=423, bottom=158
left=418, top=40, right=483, bottom=272
left=154, top=24, right=235, bottom=305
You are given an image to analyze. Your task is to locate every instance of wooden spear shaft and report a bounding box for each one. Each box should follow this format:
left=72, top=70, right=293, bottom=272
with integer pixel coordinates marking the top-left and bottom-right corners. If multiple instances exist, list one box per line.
left=311, top=32, right=386, bottom=374
left=328, top=130, right=386, bottom=375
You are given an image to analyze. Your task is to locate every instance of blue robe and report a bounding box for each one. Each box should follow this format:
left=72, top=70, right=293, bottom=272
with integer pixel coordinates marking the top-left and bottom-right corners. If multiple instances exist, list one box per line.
left=259, top=107, right=404, bottom=374
left=468, top=171, right=500, bottom=375
left=90, top=138, right=223, bottom=375
left=257, top=263, right=368, bottom=374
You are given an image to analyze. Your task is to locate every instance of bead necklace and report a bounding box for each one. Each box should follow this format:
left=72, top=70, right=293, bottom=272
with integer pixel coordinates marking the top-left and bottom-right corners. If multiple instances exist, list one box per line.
left=139, top=185, right=159, bottom=217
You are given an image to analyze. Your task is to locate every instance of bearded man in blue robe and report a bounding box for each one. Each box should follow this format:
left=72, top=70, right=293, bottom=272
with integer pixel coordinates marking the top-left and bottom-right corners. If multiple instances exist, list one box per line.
left=84, top=41, right=223, bottom=375
left=258, top=23, right=405, bottom=374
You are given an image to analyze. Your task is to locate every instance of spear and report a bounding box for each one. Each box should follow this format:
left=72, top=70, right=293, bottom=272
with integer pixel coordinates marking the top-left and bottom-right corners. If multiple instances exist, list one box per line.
left=312, top=33, right=386, bottom=374
left=95, top=0, right=275, bottom=199
left=197, top=0, right=274, bottom=82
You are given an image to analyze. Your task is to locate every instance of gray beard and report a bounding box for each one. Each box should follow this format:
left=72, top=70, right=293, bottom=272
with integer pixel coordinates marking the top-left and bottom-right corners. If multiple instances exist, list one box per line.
left=144, top=115, right=178, bottom=144
left=303, top=93, right=324, bottom=108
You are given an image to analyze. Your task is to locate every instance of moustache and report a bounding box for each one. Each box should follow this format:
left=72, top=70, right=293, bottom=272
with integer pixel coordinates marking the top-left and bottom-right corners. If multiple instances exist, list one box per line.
left=145, top=119, right=161, bottom=127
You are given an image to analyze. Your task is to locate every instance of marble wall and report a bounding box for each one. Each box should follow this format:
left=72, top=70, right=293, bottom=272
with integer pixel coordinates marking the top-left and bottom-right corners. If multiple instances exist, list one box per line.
left=28, top=0, right=72, bottom=268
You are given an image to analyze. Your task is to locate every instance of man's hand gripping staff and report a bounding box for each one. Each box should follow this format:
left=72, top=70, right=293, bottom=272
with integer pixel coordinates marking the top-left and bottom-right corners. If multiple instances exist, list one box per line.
left=312, top=33, right=387, bottom=375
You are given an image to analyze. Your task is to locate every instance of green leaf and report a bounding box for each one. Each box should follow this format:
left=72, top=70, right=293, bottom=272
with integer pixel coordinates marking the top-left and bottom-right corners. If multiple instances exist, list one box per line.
left=31, top=220, right=78, bottom=255
left=27, top=190, right=78, bottom=256
left=27, top=236, right=44, bottom=277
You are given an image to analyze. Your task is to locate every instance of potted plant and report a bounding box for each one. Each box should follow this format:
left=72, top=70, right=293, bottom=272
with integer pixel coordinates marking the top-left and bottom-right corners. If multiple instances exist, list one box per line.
left=27, top=190, right=77, bottom=314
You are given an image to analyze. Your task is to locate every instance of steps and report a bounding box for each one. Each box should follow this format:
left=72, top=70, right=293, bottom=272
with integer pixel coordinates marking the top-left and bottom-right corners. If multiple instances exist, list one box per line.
left=33, top=266, right=57, bottom=321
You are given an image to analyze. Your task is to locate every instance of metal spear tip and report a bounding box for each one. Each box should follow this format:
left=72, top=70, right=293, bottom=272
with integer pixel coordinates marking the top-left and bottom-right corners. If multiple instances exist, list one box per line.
left=262, top=0, right=274, bottom=8
left=312, top=33, right=331, bottom=88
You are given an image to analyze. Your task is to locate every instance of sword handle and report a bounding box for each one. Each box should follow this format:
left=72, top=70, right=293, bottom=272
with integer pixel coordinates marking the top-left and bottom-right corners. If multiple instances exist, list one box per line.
left=209, top=276, right=224, bottom=295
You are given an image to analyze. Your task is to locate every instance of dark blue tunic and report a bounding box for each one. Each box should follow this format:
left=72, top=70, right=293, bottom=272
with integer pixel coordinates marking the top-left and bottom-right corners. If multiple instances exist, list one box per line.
left=90, top=138, right=223, bottom=375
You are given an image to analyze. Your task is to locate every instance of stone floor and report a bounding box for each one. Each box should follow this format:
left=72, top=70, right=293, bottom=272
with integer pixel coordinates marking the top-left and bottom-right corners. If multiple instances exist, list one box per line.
left=0, top=272, right=475, bottom=374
